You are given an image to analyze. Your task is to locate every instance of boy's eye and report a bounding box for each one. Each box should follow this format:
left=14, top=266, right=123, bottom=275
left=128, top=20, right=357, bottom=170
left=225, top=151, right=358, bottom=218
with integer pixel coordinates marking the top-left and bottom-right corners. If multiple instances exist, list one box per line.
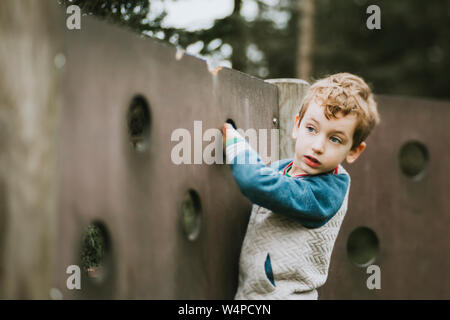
left=306, top=126, right=315, bottom=133
left=330, top=136, right=342, bottom=144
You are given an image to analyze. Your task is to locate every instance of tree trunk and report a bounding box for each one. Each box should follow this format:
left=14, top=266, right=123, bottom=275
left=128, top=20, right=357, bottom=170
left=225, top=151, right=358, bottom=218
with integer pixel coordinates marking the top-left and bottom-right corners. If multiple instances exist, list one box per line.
left=297, top=0, right=315, bottom=81
left=231, top=0, right=247, bottom=72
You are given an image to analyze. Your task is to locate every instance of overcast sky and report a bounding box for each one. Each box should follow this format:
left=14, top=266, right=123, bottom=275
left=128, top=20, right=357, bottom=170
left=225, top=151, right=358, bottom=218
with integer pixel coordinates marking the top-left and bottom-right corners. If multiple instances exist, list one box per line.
left=148, top=0, right=266, bottom=31
left=162, top=0, right=234, bottom=30
left=145, top=0, right=284, bottom=73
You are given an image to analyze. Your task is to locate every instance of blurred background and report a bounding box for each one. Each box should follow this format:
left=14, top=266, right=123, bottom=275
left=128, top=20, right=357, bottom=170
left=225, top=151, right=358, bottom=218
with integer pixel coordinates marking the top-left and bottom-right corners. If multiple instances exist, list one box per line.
left=1, top=0, right=449, bottom=299
left=62, top=0, right=450, bottom=99
left=54, top=1, right=450, bottom=299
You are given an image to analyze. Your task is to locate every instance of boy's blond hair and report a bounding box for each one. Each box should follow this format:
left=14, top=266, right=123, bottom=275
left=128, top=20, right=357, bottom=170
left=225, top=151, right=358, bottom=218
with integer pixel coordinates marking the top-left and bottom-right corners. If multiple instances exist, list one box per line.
left=298, top=73, right=380, bottom=150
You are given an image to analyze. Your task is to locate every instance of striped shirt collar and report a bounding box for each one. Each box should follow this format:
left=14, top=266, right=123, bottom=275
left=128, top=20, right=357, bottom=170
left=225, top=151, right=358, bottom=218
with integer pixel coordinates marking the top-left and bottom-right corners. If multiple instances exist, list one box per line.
left=282, top=161, right=338, bottom=177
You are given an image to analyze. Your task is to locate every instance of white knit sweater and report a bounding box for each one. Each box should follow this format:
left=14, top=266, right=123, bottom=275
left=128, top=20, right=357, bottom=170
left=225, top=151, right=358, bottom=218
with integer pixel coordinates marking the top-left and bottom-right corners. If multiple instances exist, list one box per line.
left=233, top=164, right=350, bottom=300
left=226, top=133, right=351, bottom=300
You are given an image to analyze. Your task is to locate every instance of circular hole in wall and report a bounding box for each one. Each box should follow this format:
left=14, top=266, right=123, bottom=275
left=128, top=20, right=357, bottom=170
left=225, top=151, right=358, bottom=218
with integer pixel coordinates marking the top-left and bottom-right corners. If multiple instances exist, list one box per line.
left=181, top=189, right=202, bottom=241
left=399, top=141, right=429, bottom=179
left=80, top=221, right=112, bottom=284
left=127, top=95, right=151, bottom=152
left=347, top=226, right=380, bottom=267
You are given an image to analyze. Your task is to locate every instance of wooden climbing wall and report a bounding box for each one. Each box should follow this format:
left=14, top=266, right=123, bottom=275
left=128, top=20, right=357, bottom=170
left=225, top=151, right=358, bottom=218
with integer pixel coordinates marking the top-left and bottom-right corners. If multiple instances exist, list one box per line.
left=320, top=95, right=450, bottom=299
left=2, top=0, right=450, bottom=300
left=57, top=15, right=278, bottom=299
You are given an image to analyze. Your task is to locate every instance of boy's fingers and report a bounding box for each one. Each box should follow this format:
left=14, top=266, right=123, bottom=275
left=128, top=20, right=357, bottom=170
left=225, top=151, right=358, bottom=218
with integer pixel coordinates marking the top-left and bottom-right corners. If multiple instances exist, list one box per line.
left=222, top=124, right=227, bottom=151
left=224, top=123, right=234, bottom=131
left=223, top=123, right=232, bottom=134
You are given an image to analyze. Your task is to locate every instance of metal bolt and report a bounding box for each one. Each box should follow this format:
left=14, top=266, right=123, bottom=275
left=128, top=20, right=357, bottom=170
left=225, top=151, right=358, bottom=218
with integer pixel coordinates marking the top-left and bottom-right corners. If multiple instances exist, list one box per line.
left=272, top=117, right=278, bottom=126
left=54, top=53, right=66, bottom=69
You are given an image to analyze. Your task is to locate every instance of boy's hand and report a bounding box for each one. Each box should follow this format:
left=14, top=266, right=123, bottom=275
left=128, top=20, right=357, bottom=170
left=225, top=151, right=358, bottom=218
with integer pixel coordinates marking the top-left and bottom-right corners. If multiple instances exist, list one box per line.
left=222, top=123, right=241, bottom=151
left=222, top=123, right=230, bottom=151
left=222, top=123, right=241, bottom=139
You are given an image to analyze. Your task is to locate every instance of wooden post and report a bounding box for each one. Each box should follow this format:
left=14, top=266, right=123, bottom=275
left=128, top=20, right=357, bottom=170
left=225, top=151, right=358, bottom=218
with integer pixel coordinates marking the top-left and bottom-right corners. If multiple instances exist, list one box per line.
left=265, top=79, right=310, bottom=160
left=0, top=0, right=63, bottom=298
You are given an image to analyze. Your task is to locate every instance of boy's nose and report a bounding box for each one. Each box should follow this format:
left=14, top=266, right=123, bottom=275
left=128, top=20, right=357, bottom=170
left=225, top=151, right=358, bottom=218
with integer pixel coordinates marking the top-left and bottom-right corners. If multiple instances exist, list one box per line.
left=312, top=136, right=325, bottom=154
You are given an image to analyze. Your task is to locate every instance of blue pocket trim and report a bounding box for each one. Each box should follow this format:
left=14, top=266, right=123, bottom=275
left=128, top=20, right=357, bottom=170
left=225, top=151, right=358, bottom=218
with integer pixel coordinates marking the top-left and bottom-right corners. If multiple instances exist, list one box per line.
left=264, top=253, right=276, bottom=287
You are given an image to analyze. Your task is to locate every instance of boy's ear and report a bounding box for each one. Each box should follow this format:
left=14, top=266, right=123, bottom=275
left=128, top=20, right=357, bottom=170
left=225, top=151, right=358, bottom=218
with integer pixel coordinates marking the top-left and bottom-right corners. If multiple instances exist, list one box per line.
left=292, top=115, right=300, bottom=139
left=346, top=141, right=366, bottom=164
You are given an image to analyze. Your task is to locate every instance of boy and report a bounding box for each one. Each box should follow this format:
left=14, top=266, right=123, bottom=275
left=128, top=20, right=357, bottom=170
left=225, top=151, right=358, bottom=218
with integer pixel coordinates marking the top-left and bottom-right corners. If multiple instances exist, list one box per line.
left=222, top=73, right=380, bottom=299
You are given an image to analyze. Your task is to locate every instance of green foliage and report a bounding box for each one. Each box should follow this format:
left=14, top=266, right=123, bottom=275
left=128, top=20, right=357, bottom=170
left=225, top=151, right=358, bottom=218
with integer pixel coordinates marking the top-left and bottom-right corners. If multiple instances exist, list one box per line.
left=61, top=0, right=450, bottom=100
left=60, top=0, right=296, bottom=78
left=314, top=0, right=450, bottom=99
left=80, top=224, right=105, bottom=270
left=62, top=0, right=156, bottom=33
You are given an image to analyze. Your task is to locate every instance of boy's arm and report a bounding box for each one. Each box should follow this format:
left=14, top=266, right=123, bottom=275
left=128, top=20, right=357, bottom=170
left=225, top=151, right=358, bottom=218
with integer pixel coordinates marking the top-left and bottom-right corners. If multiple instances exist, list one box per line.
left=225, top=128, right=350, bottom=229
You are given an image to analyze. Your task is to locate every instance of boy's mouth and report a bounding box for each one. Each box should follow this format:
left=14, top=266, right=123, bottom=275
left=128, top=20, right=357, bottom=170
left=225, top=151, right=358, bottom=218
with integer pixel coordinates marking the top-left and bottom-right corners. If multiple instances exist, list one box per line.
left=304, top=155, right=321, bottom=166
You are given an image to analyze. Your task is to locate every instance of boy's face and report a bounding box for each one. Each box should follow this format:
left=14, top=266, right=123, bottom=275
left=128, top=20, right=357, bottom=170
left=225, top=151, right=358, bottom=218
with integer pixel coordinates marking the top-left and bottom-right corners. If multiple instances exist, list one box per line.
left=291, top=100, right=366, bottom=175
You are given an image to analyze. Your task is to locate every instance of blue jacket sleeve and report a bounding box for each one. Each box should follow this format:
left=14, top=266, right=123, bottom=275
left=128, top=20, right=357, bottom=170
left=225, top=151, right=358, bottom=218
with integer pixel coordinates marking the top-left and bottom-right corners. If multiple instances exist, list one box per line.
left=226, top=136, right=350, bottom=229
